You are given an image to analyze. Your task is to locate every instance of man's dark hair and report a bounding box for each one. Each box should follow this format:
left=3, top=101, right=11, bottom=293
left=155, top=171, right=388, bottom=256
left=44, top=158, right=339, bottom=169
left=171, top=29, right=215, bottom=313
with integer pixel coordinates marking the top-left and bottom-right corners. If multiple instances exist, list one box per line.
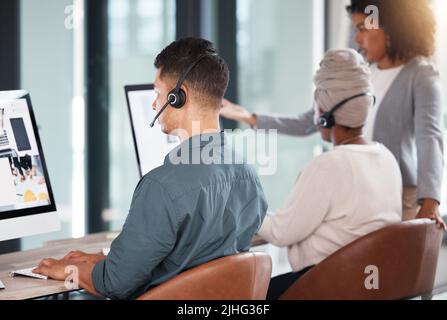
left=154, top=38, right=229, bottom=107
left=346, top=0, right=436, bottom=62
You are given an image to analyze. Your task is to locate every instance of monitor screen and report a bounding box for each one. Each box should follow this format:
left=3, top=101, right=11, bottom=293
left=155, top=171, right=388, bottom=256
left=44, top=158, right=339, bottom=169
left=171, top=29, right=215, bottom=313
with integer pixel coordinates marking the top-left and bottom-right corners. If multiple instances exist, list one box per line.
left=125, top=84, right=179, bottom=177
left=0, top=91, right=56, bottom=221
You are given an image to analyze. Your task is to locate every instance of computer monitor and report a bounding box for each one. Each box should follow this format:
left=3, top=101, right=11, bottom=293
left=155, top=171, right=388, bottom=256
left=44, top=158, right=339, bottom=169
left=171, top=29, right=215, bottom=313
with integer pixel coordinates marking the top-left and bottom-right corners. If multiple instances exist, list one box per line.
left=0, top=91, right=59, bottom=242
left=125, top=84, right=179, bottom=177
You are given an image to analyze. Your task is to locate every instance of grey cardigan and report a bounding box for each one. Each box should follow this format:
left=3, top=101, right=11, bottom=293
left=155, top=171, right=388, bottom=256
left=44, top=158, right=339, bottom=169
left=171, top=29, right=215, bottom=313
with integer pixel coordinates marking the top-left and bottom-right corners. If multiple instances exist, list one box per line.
left=256, top=57, right=444, bottom=203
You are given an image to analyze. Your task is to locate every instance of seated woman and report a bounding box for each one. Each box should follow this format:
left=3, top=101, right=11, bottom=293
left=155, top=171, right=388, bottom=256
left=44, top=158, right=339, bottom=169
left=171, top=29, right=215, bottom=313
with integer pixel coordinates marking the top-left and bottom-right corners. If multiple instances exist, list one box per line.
left=258, top=49, right=402, bottom=300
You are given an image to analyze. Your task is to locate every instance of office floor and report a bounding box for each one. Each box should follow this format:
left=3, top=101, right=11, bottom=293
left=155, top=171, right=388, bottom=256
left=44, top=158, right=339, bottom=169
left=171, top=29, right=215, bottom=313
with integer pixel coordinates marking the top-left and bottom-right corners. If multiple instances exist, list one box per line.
left=433, top=291, right=447, bottom=300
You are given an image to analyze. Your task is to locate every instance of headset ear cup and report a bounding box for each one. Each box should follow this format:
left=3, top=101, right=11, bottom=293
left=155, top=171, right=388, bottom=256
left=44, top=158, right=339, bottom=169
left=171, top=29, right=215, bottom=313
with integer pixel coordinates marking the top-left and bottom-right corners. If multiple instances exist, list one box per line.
left=175, top=89, right=187, bottom=109
left=318, top=113, right=334, bottom=129
left=168, top=89, right=186, bottom=109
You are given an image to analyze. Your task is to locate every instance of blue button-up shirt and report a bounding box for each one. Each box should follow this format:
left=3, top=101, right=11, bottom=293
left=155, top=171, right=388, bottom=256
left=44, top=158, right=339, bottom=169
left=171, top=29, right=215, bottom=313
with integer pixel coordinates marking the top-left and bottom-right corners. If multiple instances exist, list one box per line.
left=92, top=132, right=267, bottom=299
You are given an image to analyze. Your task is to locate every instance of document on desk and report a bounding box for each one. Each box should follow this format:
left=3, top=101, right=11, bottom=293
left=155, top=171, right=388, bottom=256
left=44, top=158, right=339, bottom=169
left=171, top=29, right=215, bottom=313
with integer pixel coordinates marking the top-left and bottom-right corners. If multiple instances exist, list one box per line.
left=0, top=280, right=5, bottom=289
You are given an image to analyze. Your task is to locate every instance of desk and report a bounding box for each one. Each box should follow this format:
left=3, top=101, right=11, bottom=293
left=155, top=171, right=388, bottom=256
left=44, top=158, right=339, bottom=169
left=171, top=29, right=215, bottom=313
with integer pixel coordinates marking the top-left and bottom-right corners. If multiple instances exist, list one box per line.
left=0, top=232, right=114, bottom=300
left=0, top=233, right=267, bottom=300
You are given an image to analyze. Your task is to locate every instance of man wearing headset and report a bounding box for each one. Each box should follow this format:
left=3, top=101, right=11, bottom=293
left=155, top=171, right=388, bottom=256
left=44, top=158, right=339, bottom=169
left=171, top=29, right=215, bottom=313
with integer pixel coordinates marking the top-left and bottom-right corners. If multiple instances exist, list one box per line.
left=33, top=38, right=267, bottom=300
left=258, top=49, right=402, bottom=300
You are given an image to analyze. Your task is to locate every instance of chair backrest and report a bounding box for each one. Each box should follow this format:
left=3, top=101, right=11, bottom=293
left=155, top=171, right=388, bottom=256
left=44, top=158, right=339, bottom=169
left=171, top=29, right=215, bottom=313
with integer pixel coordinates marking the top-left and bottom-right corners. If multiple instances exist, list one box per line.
left=137, top=252, right=272, bottom=300
left=280, top=219, right=444, bottom=300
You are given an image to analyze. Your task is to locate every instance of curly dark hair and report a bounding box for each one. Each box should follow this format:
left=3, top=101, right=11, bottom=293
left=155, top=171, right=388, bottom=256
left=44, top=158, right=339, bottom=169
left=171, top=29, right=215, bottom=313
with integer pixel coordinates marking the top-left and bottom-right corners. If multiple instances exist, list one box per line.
left=347, top=0, right=436, bottom=62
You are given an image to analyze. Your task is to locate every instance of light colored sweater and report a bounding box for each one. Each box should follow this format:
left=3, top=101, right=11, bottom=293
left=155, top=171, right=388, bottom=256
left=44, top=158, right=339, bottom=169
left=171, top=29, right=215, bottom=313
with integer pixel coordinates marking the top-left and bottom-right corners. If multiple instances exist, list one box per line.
left=258, top=143, right=403, bottom=272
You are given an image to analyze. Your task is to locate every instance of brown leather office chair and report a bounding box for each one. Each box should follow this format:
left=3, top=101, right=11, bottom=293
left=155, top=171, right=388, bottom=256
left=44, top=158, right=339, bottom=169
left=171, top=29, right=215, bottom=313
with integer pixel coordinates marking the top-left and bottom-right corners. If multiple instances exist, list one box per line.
left=280, top=219, right=444, bottom=300
left=137, top=252, right=272, bottom=300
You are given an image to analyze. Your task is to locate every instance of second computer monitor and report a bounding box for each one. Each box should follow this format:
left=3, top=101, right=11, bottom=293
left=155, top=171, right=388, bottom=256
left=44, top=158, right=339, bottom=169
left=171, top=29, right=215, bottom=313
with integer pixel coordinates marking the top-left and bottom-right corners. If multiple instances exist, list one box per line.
left=125, top=84, right=179, bottom=178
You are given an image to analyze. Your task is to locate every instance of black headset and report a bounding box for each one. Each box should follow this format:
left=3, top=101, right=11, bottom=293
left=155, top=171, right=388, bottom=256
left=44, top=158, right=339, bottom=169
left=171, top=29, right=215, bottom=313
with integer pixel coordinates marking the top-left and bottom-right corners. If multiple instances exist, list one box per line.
left=316, top=92, right=376, bottom=129
left=150, top=53, right=217, bottom=128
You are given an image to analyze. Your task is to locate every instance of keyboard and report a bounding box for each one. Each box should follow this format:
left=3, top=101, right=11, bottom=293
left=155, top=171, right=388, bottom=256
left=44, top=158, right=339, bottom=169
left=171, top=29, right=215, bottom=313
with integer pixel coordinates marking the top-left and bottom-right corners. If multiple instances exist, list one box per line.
left=9, top=267, right=48, bottom=280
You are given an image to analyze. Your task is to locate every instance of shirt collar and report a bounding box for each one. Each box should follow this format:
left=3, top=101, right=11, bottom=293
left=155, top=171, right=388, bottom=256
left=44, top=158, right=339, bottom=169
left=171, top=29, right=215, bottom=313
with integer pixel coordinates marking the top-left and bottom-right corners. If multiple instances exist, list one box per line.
left=165, top=131, right=226, bottom=164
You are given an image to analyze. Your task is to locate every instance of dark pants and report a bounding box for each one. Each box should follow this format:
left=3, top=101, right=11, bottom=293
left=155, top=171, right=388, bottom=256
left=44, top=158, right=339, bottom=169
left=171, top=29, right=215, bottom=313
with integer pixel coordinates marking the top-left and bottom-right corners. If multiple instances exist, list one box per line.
left=266, top=266, right=314, bottom=300
left=8, top=156, right=24, bottom=176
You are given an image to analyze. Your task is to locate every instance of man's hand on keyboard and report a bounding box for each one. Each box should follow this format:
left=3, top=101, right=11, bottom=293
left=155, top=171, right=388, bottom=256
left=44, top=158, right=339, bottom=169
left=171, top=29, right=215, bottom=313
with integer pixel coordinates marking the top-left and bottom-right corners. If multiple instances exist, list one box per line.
left=63, top=251, right=106, bottom=265
left=34, top=250, right=107, bottom=281
left=33, top=258, right=71, bottom=281
left=33, top=256, right=100, bottom=296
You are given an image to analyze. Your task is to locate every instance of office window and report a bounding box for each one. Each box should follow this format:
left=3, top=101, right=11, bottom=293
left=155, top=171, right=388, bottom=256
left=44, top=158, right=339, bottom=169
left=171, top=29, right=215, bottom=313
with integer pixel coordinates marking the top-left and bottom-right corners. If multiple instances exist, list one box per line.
left=109, top=0, right=175, bottom=56
left=236, top=0, right=325, bottom=275
left=20, top=0, right=81, bottom=249
left=236, top=0, right=324, bottom=215
left=109, top=0, right=130, bottom=55
left=107, top=0, right=176, bottom=230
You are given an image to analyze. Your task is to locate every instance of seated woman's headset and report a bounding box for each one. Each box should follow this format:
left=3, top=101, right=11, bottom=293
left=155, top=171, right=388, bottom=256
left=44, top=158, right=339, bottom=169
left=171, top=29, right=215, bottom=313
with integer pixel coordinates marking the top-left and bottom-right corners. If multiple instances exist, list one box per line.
left=316, top=92, right=376, bottom=129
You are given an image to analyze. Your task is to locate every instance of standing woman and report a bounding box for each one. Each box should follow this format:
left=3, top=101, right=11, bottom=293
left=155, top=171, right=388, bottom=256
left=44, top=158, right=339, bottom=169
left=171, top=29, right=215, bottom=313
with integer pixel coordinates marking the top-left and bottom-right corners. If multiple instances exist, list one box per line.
left=221, top=0, right=445, bottom=228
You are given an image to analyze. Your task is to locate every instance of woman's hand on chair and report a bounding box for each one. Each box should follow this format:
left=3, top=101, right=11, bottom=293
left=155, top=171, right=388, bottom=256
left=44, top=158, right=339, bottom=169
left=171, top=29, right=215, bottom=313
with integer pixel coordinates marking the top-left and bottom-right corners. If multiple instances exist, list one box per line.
left=416, top=199, right=446, bottom=230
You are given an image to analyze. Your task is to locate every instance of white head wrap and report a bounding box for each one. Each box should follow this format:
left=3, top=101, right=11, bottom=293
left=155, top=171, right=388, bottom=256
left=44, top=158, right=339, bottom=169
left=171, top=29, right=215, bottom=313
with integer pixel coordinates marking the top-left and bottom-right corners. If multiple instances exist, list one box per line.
left=314, top=49, right=374, bottom=128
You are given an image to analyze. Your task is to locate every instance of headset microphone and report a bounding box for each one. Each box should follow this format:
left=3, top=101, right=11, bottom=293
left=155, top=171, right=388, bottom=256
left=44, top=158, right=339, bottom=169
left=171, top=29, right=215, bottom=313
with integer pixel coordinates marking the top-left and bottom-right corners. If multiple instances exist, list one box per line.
left=150, top=92, right=178, bottom=128
left=149, top=100, right=170, bottom=128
